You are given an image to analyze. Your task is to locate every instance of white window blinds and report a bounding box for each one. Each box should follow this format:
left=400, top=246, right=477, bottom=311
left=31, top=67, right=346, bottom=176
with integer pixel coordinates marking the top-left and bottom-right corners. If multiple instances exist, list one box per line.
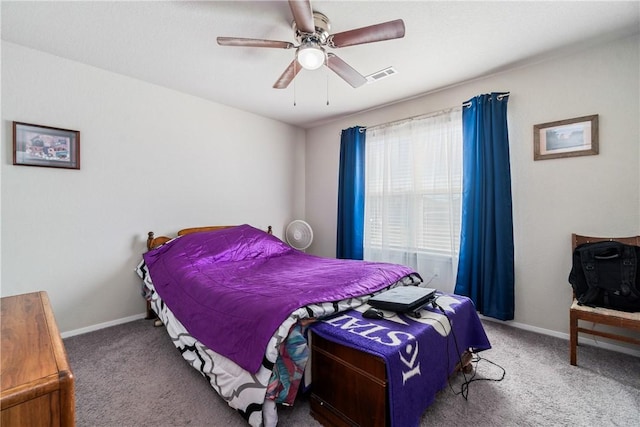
left=364, top=107, right=463, bottom=291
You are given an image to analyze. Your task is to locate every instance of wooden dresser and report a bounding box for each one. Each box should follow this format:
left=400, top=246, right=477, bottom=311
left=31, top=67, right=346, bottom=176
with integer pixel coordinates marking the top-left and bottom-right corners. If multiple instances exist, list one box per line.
left=1, top=291, right=75, bottom=426
left=310, top=332, right=388, bottom=427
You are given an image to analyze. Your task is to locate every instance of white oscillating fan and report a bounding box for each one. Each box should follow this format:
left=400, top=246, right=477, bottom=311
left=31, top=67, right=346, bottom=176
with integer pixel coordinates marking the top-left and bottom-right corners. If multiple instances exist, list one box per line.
left=285, top=220, right=314, bottom=250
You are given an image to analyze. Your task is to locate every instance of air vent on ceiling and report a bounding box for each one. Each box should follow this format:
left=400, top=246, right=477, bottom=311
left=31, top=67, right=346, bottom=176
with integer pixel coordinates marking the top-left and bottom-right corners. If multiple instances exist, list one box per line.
left=366, top=66, right=398, bottom=84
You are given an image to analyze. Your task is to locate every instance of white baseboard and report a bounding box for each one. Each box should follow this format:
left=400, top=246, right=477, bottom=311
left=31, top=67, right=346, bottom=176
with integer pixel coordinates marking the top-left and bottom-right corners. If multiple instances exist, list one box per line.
left=61, top=312, right=147, bottom=339
left=480, top=315, right=640, bottom=358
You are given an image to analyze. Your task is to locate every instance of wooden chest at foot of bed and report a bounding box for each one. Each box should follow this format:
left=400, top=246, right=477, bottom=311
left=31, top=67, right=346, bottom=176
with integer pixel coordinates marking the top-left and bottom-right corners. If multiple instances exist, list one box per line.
left=310, top=332, right=388, bottom=427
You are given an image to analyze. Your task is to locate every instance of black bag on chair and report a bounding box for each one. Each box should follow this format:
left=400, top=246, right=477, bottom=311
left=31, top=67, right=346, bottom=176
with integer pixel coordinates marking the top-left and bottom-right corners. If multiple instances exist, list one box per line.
left=569, top=241, right=640, bottom=312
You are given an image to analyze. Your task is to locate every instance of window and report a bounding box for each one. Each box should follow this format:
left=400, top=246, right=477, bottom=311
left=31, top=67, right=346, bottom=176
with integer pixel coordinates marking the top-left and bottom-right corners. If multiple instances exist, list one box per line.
left=364, top=108, right=463, bottom=291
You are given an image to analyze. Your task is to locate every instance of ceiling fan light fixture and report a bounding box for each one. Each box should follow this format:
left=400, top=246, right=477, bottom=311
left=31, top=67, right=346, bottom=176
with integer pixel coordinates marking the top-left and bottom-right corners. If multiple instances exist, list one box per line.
left=297, top=41, right=325, bottom=70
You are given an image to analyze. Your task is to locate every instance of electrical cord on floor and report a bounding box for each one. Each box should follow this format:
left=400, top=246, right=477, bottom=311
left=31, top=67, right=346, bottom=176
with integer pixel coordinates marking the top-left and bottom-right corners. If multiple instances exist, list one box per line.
left=431, top=297, right=506, bottom=401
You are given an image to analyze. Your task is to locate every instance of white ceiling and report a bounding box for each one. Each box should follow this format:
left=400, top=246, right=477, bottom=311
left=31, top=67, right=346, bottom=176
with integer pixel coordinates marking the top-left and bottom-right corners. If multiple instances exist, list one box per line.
left=2, top=1, right=639, bottom=129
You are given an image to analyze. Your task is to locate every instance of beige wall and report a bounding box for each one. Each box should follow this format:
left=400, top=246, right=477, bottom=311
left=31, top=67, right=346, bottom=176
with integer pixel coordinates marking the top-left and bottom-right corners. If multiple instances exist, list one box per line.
left=1, top=42, right=306, bottom=334
left=305, top=34, right=640, bottom=345
left=2, top=33, right=638, bottom=349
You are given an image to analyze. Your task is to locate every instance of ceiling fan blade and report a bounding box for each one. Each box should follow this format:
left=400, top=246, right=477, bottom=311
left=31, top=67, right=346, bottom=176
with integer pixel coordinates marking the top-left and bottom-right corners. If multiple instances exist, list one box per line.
left=217, top=37, right=294, bottom=49
left=326, top=53, right=367, bottom=88
left=273, top=60, right=302, bottom=89
left=329, top=19, right=405, bottom=48
left=289, top=0, right=315, bottom=34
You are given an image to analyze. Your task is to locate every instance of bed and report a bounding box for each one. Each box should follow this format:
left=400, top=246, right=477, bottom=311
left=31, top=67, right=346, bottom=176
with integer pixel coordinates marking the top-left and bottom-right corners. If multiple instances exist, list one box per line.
left=135, top=224, right=423, bottom=426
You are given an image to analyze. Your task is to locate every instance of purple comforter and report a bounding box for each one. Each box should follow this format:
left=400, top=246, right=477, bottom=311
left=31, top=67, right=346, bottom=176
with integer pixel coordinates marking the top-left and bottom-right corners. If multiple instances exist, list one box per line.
left=143, top=224, right=416, bottom=373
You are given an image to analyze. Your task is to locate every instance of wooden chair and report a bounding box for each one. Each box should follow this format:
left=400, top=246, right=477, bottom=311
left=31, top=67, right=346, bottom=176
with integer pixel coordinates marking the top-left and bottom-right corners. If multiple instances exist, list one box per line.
left=569, top=233, right=640, bottom=365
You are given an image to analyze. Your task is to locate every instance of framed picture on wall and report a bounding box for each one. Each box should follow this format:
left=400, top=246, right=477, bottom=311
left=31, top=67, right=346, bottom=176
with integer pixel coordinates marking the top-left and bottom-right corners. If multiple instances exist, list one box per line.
left=13, top=122, right=80, bottom=169
left=533, top=115, right=598, bottom=161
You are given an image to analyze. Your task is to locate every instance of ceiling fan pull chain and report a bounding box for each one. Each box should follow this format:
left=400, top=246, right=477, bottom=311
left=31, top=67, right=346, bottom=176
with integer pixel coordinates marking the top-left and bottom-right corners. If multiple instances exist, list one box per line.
left=293, top=62, right=297, bottom=106
left=326, top=69, right=330, bottom=106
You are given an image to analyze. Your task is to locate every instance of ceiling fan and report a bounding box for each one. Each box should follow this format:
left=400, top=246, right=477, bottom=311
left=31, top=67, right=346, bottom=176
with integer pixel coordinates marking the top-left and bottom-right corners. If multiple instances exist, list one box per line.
left=217, top=0, right=405, bottom=89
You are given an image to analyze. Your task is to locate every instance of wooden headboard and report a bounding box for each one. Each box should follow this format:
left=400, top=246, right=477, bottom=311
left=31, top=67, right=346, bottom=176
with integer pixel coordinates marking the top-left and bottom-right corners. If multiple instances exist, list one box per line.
left=146, top=225, right=273, bottom=250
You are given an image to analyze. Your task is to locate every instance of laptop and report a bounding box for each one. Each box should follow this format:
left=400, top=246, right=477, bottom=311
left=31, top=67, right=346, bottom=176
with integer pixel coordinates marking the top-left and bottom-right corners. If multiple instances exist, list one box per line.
left=368, top=286, right=437, bottom=312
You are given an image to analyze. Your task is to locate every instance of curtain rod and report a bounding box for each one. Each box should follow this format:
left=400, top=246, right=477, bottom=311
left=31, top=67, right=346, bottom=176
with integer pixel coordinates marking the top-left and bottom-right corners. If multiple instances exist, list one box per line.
left=462, top=92, right=510, bottom=108
left=363, top=104, right=462, bottom=132
left=350, top=92, right=511, bottom=134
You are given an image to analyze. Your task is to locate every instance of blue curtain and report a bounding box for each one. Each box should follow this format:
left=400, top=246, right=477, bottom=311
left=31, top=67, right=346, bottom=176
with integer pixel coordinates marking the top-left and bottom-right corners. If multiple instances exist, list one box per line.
left=336, top=126, right=366, bottom=259
left=454, top=93, right=514, bottom=320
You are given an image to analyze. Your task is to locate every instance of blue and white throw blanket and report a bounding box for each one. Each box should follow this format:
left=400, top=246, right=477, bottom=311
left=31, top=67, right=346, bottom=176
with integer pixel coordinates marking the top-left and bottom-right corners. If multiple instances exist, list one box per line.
left=310, top=293, right=491, bottom=427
